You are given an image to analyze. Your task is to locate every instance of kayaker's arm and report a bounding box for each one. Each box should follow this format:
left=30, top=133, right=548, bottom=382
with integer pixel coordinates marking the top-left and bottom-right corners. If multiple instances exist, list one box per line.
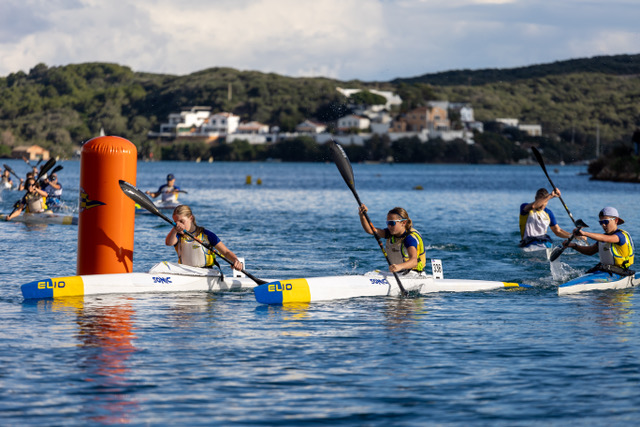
left=575, top=228, right=621, bottom=244
left=522, top=188, right=559, bottom=213
left=358, top=204, right=383, bottom=236
left=214, top=241, right=244, bottom=271
left=565, top=241, right=598, bottom=256
left=550, top=224, right=572, bottom=239
left=165, top=226, right=179, bottom=246
left=389, top=245, right=418, bottom=273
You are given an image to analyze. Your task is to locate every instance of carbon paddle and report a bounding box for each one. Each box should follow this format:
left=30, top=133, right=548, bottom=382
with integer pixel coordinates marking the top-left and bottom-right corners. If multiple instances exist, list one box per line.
left=549, top=219, right=588, bottom=262
left=3, top=164, right=22, bottom=181
left=531, top=147, right=588, bottom=261
left=118, top=180, right=268, bottom=286
left=328, top=140, right=408, bottom=297
left=531, top=147, right=579, bottom=227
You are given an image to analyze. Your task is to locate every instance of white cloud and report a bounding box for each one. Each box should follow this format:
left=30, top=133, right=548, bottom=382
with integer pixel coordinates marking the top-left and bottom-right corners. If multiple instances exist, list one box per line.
left=0, top=0, right=638, bottom=81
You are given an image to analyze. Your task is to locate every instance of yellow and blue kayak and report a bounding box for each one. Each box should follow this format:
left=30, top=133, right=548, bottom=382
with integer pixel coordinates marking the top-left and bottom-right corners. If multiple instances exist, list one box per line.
left=22, top=261, right=265, bottom=299
left=558, top=271, right=640, bottom=295
left=254, top=271, right=526, bottom=304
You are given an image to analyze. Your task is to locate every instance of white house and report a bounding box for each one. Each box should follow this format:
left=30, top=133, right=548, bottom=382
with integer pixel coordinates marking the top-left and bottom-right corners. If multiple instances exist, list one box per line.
left=295, top=120, right=327, bottom=134
left=160, top=106, right=212, bottom=133
left=518, top=124, right=542, bottom=136
left=201, top=112, right=240, bottom=135
left=337, top=114, right=371, bottom=131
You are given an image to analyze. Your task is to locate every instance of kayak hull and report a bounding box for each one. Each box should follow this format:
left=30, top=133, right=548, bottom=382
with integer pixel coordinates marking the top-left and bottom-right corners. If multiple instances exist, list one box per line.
left=558, top=271, right=640, bottom=295
left=1, top=212, right=78, bottom=225
left=21, top=261, right=263, bottom=299
left=254, top=271, right=526, bottom=304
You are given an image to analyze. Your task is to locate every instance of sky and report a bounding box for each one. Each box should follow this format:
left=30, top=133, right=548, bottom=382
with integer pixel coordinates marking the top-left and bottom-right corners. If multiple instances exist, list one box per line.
left=1, top=0, right=639, bottom=82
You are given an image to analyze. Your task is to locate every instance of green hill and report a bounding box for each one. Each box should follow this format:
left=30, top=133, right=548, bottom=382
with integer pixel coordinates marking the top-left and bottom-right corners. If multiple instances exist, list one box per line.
left=0, top=55, right=638, bottom=162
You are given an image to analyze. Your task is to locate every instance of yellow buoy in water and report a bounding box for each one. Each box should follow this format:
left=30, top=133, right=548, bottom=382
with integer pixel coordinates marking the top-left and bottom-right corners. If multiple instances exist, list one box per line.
left=413, top=185, right=423, bottom=190
left=245, top=175, right=252, bottom=185
left=257, top=178, right=262, bottom=185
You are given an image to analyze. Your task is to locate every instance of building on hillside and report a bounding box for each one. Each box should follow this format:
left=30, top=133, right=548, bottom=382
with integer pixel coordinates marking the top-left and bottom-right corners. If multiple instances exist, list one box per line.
left=337, top=114, right=371, bottom=132
left=12, top=145, right=50, bottom=161
left=495, top=118, right=542, bottom=136
left=226, top=121, right=274, bottom=145
left=295, top=120, right=327, bottom=134
left=404, top=105, right=450, bottom=132
left=150, top=107, right=240, bottom=141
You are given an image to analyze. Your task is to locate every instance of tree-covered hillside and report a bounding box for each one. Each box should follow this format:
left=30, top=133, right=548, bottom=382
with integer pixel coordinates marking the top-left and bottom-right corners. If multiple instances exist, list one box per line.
left=0, top=55, right=639, bottom=162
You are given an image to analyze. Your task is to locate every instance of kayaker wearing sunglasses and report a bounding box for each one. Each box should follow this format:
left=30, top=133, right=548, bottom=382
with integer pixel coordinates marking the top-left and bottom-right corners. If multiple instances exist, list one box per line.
left=5, top=178, right=49, bottom=221
left=563, top=206, right=635, bottom=275
left=358, top=205, right=426, bottom=274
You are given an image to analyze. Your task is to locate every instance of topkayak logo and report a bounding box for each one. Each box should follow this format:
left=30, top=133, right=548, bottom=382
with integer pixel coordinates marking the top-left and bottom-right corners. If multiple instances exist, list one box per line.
left=79, top=187, right=106, bottom=212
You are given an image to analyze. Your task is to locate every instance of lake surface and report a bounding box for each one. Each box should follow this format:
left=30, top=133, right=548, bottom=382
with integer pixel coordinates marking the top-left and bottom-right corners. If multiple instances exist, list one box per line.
left=1, top=158, right=639, bottom=425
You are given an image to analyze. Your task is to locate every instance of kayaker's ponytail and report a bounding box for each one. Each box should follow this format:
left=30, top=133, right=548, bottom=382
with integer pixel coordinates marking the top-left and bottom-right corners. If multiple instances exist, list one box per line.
left=173, top=205, right=204, bottom=235
left=388, top=207, right=412, bottom=231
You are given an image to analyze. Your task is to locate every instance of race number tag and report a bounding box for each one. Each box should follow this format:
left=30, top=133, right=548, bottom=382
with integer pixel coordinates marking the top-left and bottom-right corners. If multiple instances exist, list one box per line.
left=431, top=259, right=444, bottom=279
left=233, top=257, right=246, bottom=278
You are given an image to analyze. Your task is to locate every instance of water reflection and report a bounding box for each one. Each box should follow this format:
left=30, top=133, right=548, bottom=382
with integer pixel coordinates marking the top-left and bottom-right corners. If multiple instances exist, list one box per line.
left=383, top=297, right=428, bottom=329
left=46, top=296, right=139, bottom=424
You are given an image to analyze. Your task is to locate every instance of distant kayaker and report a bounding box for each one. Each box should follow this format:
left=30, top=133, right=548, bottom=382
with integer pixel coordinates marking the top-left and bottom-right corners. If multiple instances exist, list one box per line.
left=146, top=173, right=181, bottom=204
left=1, top=169, right=14, bottom=189
left=358, top=205, right=426, bottom=274
left=519, top=187, right=576, bottom=248
left=165, top=204, right=244, bottom=271
left=41, top=173, right=63, bottom=208
left=564, top=206, right=635, bottom=274
left=5, top=178, right=49, bottom=221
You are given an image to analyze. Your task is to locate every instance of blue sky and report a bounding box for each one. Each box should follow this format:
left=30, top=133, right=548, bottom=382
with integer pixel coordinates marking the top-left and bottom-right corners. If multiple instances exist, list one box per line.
left=1, top=0, right=638, bottom=81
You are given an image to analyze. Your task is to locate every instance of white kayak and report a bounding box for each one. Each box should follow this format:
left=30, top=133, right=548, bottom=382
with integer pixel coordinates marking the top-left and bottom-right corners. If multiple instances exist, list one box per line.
left=254, top=271, right=527, bottom=304
left=1, top=211, right=78, bottom=225
left=21, top=261, right=265, bottom=299
left=136, top=200, right=179, bottom=213
left=558, top=270, right=640, bottom=295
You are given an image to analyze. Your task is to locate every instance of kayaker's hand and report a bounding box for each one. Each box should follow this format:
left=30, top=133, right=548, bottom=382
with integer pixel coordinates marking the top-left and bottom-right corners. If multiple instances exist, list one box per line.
left=174, top=224, right=184, bottom=234
left=576, top=235, right=587, bottom=242
left=389, top=264, right=400, bottom=273
left=232, top=259, right=244, bottom=271
left=551, top=188, right=561, bottom=198
left=359, top=204, right=367, bottom=215
left=573, top=228, right=584, bottom=237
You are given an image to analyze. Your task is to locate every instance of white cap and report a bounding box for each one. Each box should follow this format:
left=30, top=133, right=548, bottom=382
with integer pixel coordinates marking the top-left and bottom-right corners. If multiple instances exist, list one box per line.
left=599, top=207, right=624, bottom=224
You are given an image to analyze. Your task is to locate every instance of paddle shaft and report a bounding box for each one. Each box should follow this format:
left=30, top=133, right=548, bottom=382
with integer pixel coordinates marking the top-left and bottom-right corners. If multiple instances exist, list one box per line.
left=119, top=180, right=267, bottom=285
left=329, top=141, right=408, bottom=296
left=3, top=164, right=21, bottom=181
left=549, top=226, right=583, bottom=262
left=531, top=147, right=578, bottom=227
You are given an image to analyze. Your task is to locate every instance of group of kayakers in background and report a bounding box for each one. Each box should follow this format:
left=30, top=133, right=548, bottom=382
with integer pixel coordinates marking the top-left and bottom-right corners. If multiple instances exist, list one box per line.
left=519, top=186, right=634, bottom=276
left=3, top=164, right=64, bottom=221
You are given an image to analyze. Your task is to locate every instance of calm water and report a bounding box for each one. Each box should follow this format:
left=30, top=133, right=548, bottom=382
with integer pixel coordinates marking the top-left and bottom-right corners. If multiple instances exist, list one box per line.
left=1, top=158, right=640, bottom=425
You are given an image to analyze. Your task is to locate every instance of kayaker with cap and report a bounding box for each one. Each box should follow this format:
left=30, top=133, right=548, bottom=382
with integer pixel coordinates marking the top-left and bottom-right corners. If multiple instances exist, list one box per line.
left=563, top=207, right=635, bottom=274
left=146, top=173, right=181, bottom=204
left=358, top=205, right=426, bottom=274
left=5, top=178, right=49, bottom=221
left=519, top=187, right=576, bottom=248
left=165, top=204, right=244, bottom=271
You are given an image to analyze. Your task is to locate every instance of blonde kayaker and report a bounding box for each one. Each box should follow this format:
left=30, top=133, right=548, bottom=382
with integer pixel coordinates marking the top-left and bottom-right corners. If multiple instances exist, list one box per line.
left=358, top=205, right=426, bottom=274
left=165, top=204, right=244, bottom=270
left=6, top=178, right=49, bottom=221
left=563, top=206, right=635, bottom=273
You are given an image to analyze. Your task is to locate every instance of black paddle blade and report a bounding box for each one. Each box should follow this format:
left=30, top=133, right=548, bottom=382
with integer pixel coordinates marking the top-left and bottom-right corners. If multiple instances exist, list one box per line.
left=36, top=158, right=56, bottom=181
left=329, top=140, right=355, bottom=188
left=575, top=219, right=588, bottom=228
left=49, top=165, right=64, bottom=176
left=549, top=246, right=565, bottom=262
left=3, top=164, right=21, bottom=180
left=119, top=180, right=169, bottom=222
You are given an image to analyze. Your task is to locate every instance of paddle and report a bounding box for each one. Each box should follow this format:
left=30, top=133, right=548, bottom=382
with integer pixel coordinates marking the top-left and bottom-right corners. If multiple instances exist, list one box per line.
left=3, top=164, right=22, bottom=181
left=48, top=165, right=64, bottom=177
left=531, top=147, right=579, bottom=227
left=118, top=180, right=268, bottom=286
left=531, top=147, right=589, bottom=261
left=328, top=140, right=408, bottom=297
left=549, top=219, right=588, bottom=262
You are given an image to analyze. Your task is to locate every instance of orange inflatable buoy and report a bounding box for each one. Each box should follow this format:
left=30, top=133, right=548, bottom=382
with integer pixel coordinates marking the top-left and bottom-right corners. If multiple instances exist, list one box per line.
left=77, top=136, right=137, bottom=275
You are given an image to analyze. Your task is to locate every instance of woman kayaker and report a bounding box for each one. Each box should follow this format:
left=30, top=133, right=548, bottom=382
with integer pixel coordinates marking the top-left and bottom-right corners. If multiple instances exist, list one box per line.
left=147, top=173, right=181, bottom=204
left=165, top=204, right=244, bottom=270
left=358, top=205, right=426, bottom=274
left=519, top=187, right=576, bottom=248
left=41, top=173, right=63, bottom=208
left=1, top=169, right=14, bottom=189
left=5, top=178, right=49, bottom=221
left=563, top=206, right=634, bottom=273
